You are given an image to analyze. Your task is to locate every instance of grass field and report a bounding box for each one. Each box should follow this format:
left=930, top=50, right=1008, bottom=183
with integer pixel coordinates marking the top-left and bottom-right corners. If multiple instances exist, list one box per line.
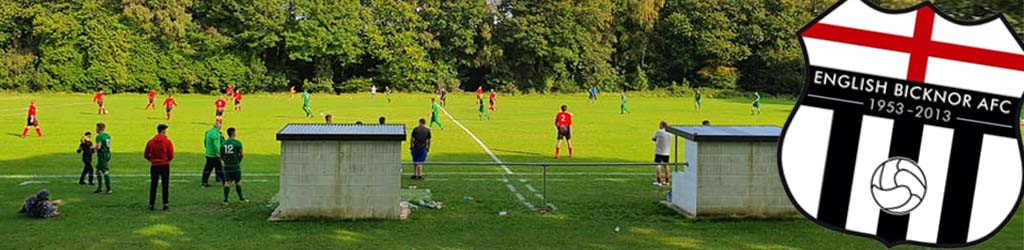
left=0, top=92, right=1019, bottom=249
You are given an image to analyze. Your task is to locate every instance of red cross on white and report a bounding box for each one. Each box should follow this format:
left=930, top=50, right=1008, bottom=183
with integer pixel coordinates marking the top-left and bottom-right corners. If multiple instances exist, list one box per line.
left=801, top=3, right=1024, bottom=92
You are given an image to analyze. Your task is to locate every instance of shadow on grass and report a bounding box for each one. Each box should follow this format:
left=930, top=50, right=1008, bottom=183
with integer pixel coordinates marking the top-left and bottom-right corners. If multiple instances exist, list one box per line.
left=0, top=152, right=1021, bottom=249
left=0, top=151, right=653, bottom=176
left=492, top=148, right=545, bottom=157
left=0, top=152, right=283, bottom=176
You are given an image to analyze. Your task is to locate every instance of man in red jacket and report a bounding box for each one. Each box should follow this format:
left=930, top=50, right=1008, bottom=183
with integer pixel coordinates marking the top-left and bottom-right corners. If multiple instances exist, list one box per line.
left=144, top=124, right=174, bottom=211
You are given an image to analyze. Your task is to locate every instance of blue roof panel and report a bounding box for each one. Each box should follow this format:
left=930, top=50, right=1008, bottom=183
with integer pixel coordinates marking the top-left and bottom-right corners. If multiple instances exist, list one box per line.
left=666, top=126, right=781, bottom=142
left=277, top=124, right=406, bottom=141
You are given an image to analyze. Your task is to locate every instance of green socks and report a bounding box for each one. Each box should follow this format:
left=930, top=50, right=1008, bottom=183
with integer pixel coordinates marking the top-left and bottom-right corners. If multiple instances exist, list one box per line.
left=225, top=186, right=245, bottom=202
left=235, top=185, right=244, bottom=200
left=95, top=173, right=111, bottom=191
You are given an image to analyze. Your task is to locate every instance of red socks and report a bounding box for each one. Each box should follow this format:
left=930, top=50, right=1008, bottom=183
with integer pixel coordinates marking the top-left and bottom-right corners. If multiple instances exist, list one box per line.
left=555, top=147, right=573, bottom=158
left=21, top=127, right=40, bottom=137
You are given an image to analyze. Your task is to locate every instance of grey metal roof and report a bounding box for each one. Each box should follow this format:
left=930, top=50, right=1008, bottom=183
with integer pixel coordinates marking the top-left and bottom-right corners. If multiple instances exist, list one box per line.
left=276, top=124, right=406, bottom=141
left=666, top=126, right=781, bottom=142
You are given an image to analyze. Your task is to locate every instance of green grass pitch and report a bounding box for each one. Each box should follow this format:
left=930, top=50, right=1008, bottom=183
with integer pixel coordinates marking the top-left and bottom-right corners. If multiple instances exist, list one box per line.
left=0, top=93, right=1019, bottom=249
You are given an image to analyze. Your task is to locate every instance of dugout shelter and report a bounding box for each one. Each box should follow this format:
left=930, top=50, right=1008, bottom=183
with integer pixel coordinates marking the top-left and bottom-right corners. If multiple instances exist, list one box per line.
left=271, top=124, right=406, bottom=221
left=665, top=125, right=797, bottom=218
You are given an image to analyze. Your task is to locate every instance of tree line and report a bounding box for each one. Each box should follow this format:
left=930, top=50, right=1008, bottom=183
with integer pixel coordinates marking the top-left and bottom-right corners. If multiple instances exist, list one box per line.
left=0, top=0, right=1019, bottom=94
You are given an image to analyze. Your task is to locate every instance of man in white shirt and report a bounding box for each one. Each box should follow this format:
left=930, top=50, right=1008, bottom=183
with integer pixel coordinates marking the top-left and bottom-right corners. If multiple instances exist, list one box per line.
left=652, top=121, right=673, bottom=186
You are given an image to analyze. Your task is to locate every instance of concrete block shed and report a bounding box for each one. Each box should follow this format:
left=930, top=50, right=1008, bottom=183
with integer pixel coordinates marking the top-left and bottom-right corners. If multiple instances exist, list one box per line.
left=270, top=124, right=406, bottom=221
left=665, top=126, right=797, bottom=218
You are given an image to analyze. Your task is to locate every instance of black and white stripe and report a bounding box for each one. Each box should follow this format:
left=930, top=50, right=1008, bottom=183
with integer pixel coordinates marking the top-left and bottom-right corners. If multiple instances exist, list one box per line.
left=783, top=93, right=1020, bottom=245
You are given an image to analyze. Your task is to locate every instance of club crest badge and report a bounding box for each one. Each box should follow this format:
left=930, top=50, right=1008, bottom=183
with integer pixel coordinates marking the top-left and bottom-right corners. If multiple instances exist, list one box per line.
left=778, top=0, right=1024, bottom=247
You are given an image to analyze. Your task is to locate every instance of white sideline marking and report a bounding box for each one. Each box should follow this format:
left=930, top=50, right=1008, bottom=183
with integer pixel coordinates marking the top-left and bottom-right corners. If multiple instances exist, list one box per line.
left=440, top=107, right=513, bottom=175
left=0, top=173, right=280, bottom=179
left=546, top=203, right=557, bottom=210
left=0, top=173, right=641, bottom=180
left=524, top=184, right=537, bottom=193
left=441, top=106, right=549, bottom=211
left=19, top=181, right=49, bottom=186
left=534, top=193, right=544, bottom=199
left=0, top=102, right=93, bottom=116
left=409, top=172, right=647, bottom=176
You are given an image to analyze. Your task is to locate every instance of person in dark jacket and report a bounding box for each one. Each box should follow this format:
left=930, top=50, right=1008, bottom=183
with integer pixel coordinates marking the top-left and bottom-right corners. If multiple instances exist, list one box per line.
left=19, top=189, right=62, bottom=218
left=144, top=124, right=174, bottom=211
left=77, top=132, right=94, bottom=185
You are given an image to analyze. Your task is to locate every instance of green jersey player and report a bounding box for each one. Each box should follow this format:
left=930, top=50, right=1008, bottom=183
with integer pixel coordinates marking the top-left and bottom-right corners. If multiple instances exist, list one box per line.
left=478, top=96, right=490, bottom=120
left=93, top=123, right=112, bottom=194
left=430, top=98, right=443, bottom=129
left=385, top=86, right=392, bottom=103
left=620, top=89, right=630, bottom=115
left=751, top=92, right=761, bottom=115
left=302, top=91, right=313, bottom=118
left=694, top=87, right=702, bottom=112
left=221, top=127, right=247, bottom=207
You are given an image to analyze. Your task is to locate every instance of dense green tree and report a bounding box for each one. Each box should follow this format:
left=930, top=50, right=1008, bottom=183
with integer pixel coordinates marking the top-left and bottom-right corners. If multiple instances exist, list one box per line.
left=420, top=0, right=491, bottom=89
left=614, top=0, right=665, bottom=89
left=491, top=0, right=618, bottom=93
left=0, top=0, right=1021, bottom=94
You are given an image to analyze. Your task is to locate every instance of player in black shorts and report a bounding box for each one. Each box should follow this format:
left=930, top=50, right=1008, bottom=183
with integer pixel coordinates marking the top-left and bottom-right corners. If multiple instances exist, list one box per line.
left=554, top=105, right=573, bottom=158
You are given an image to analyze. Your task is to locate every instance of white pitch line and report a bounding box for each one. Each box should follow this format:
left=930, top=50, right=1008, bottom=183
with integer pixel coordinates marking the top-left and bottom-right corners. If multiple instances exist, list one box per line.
left=524, top=184, right=537, bottom=193
left=441, top=106, right=547, bottom=211
left=439, top=106, right=513, bottom=175
left=546, top=203, right=558, bottom=210
left=0, top=173, right=280, bottom=179
left=410, top=172, right=647, bottom=176
left=0, top=102, right=94, bottom=117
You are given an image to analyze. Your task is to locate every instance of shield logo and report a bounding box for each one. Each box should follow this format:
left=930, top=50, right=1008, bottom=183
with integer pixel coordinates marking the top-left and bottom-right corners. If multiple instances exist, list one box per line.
left=778, top=0, right=1024, bottom=247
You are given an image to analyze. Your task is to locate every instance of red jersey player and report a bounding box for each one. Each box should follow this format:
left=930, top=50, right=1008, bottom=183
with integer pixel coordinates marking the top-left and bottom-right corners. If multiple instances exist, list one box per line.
left=93, top=90, right=108, bottom=114
left=163, top=95, right=178, bottom=120
left=225, top=85, right=234, bottom=96
left=476, top=86, right=484, bottom=98
left=146, top=89, right=157, bottom=110
left=488, top=89, right=496, bottom=112
left=554, top=105, right=573, bottom=158
left=22, top=100, right=42, bottom=138
left=215, top=96, right=227, bottom=123
left=233, top=90, right=243, bottom=111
